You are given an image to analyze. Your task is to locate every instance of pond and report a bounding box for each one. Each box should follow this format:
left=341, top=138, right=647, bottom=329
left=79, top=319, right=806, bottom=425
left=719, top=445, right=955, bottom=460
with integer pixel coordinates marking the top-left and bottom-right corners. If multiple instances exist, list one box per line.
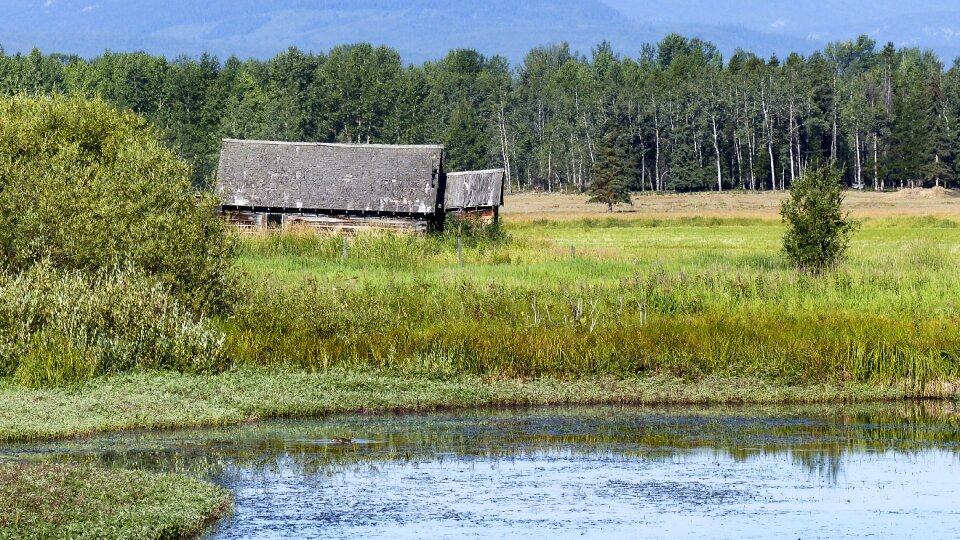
left=4, top=402, right=960, bottom=539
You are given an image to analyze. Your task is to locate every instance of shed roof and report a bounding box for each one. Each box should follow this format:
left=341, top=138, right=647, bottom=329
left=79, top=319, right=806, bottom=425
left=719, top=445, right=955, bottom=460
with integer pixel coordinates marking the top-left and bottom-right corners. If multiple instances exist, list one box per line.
left=444, top=169, right=505, bottom=210
left=215, top=139, right=444, bottom=215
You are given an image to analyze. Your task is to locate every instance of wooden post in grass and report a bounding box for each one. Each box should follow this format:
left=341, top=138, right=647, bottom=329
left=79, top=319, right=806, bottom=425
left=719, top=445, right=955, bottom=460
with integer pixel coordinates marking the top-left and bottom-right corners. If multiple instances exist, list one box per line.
left=458, top=236, right=464, bottom=266
left=571, top=245, right=576, bottom=260
left=342, top=236, right=348, bottom=261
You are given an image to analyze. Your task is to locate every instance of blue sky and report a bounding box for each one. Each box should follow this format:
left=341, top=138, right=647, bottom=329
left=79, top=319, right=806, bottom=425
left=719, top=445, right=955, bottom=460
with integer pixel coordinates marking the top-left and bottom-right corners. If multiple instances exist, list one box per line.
left=2, top=1, right=959, bottom=62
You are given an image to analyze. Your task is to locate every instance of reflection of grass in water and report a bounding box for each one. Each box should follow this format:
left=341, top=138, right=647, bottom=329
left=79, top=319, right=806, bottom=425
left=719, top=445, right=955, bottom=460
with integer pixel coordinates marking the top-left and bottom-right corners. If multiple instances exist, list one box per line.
left=11, top=401, right=960, bottom=485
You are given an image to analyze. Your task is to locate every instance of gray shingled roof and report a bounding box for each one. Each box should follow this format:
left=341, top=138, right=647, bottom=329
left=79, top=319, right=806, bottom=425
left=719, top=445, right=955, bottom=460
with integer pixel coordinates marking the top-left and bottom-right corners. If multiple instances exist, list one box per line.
left=216, top=139, right=444, bottom=215
left=444, top=169, right=505, bottom=210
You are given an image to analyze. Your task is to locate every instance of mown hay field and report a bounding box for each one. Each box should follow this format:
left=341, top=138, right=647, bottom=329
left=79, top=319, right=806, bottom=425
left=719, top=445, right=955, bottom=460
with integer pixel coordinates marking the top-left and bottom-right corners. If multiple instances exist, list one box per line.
left=502, top=188, right=960, bottom=220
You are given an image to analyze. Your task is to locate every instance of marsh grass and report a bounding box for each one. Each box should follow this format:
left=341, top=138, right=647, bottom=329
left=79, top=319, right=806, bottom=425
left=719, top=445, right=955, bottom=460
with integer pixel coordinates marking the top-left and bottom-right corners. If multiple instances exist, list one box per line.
left=13, top=331, right=96, bottom=389
left=0, top=264, right=226, bottom=387
left=2, top=215, right=956, bottom=392
left=0, top=369, right=912, bottom=443
left=224, top=216, right=960, bottom=389
left=0, top=462, right=230, bottom=539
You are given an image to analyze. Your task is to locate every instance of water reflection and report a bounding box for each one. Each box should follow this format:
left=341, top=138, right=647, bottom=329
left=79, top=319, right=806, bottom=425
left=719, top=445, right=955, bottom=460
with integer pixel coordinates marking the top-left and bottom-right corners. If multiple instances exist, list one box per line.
left=3, top=401, right=960, bottom=538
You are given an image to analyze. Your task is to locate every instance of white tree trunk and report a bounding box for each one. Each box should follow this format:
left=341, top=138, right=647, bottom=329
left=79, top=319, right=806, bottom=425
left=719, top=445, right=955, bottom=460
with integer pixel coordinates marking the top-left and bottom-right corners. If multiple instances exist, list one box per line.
left=854, top=130, right=863, bottom=189
left=711, top=113, right=722, bottom=192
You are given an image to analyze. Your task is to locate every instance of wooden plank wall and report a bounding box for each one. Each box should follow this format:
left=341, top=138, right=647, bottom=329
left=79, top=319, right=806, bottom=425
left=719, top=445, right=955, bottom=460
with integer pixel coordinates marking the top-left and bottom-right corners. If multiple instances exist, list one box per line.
left=444, top=169, right=505, bottom=210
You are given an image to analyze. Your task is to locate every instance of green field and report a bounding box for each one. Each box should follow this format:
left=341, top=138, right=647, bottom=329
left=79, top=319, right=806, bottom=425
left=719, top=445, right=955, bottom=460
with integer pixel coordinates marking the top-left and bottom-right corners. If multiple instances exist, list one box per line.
left=226, top=215, right=960, bottom=387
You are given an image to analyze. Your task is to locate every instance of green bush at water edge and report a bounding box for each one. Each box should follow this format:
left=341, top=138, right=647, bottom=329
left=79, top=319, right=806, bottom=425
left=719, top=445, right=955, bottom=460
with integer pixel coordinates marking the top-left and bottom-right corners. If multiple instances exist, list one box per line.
left=0, top=95, right=235, bottom=314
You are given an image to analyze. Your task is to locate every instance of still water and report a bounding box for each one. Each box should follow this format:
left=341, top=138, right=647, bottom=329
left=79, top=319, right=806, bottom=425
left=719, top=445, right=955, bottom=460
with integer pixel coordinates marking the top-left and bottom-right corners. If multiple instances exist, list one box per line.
left=4, top=403, right=960, bottom=539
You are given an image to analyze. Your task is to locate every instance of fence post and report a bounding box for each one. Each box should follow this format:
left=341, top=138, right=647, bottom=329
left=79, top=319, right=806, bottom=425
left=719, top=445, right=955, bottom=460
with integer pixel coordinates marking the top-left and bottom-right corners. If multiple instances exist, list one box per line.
left=571, top=245, right=576, bottom=260
left=458, top=236, right=464, bottom=267
left=342, top=236, right=348, bottom=261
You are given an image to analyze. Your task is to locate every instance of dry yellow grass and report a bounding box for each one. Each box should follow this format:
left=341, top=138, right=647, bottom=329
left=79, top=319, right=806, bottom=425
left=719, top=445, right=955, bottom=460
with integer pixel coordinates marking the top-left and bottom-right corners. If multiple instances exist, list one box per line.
left=502, top=188, right=960, bottom=221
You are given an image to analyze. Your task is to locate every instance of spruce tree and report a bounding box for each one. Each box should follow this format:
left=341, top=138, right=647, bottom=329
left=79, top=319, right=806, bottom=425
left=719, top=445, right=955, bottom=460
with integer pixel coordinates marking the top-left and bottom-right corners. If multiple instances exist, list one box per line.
left=588, top=130, right=632, bottom=212
left=923, top=72, right=954, bottom=187
left=668, top=126, right=712, bottom=191
left=886, top=71, right=928, bottom=187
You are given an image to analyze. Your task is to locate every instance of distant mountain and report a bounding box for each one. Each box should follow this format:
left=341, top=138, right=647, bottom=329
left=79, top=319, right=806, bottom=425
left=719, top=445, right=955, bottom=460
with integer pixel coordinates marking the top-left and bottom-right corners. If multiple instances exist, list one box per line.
left=607, top=1, right=960, bottom=62
left=1, top=0, right=958, bottom=64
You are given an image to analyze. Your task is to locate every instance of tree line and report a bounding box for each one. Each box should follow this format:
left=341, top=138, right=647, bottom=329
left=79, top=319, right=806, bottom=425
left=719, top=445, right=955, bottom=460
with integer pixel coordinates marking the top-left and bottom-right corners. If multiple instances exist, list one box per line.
left=1, top=34, right=957, bottom=192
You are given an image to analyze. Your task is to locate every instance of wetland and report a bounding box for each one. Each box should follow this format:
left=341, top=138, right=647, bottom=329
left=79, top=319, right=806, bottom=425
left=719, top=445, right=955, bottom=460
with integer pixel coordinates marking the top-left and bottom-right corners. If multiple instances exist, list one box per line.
left=5, top=402, right=960, bottom=539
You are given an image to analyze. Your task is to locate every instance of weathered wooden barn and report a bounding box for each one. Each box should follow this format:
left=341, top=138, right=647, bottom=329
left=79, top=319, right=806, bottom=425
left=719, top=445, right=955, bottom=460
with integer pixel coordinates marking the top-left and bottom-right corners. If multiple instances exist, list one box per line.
left=444, top=169, right=506, bottom=223
left=216, top=139, right=446, bottom=232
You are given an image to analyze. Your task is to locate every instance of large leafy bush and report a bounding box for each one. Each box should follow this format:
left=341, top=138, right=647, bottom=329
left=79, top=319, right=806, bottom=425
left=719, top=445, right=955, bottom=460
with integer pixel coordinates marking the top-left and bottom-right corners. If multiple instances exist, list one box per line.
left=0, top=95, right=234, bottom=313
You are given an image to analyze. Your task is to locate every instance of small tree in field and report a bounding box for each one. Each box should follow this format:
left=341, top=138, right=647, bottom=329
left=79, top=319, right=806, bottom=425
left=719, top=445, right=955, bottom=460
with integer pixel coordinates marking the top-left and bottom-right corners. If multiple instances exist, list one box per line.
left=588, top=130, right=632, bottom=212
left=780, top=165, right=859, bottom=273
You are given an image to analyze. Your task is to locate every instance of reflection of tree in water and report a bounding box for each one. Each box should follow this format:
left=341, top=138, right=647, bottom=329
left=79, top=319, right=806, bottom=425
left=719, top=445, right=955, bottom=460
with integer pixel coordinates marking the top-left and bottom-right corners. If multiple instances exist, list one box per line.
left=4, top=401, right=960, bottom=486
left=791, top=448, right=846, bottom=483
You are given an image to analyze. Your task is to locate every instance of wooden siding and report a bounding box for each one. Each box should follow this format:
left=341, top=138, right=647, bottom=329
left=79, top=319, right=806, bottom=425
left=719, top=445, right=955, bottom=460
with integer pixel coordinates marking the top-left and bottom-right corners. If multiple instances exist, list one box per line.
left=444, top=169, right=505, bottom=210
left=216, top=139, right=444, bottom=215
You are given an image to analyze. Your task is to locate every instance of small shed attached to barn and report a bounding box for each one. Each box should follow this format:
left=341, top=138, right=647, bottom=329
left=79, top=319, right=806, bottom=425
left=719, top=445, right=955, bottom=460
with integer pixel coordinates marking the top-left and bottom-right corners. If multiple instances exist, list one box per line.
left=444, top=169, right=506, bottom=223
left=216, top=139, right=446, bottom=232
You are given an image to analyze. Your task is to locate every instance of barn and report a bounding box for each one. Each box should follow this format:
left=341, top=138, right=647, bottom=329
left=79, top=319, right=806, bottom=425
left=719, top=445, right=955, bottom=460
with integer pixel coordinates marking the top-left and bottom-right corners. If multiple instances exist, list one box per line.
left=444, top=169, right=506, bottom=223
left=215, top=139, right=446, bottom=232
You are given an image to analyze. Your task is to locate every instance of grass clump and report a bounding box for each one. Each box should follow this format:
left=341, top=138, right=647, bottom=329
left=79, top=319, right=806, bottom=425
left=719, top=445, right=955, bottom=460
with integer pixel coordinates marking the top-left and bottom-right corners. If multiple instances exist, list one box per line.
left=444, top=213, right=509, bottom=247
left=0, top=264, right=226, bottom=387
left=0, top=462, right=230, bottom=540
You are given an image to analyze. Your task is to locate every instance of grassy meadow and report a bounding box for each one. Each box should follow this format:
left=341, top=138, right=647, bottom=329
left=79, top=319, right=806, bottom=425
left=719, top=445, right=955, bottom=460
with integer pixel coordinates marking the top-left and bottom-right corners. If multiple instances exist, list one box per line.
left=224, top=191, right=960, bottom=389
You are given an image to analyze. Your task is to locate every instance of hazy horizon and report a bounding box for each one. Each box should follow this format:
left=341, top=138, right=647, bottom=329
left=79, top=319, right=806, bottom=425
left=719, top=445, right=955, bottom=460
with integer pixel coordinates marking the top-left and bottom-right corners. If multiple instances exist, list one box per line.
left=1, top=0, right=959, bottom=64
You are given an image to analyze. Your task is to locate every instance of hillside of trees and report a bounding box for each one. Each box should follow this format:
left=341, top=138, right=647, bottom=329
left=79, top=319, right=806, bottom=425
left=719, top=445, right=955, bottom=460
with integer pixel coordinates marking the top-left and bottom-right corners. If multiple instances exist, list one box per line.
left=1, top=34, right=958, bottom=193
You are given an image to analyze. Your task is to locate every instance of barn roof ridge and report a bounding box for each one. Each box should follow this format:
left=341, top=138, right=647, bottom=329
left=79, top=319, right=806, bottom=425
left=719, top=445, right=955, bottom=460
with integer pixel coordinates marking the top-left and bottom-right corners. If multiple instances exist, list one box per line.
left=221, top=138, right=444, bottom=150
left=216, top=138, right=444, bottom=216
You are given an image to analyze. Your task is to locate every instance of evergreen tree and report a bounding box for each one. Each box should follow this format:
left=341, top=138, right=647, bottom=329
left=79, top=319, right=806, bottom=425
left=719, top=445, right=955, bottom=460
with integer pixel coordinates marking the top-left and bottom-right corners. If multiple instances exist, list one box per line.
left=923, top=71, right=954, bottom=187
left=444, top=96, right=486, bottom=171
left=588, top=130, right=632, bottom=211
left=668, top=124, right=712, bottom=191
left=886, top=69, right=928, bottom=187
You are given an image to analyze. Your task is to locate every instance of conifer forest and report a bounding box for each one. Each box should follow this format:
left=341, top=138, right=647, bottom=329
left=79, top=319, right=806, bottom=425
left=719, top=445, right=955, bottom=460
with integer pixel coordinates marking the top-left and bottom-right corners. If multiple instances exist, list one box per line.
left=3, top=34, right=957, bottom=192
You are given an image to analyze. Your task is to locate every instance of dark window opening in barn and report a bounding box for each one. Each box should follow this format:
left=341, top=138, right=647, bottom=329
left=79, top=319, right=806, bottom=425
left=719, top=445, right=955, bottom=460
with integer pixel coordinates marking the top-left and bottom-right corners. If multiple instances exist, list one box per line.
left=266, top=213, right=284, bottom=228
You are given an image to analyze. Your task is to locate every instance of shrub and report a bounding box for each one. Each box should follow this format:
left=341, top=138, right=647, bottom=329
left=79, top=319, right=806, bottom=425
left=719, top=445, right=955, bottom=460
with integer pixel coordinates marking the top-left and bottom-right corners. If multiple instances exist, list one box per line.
left=0, top=95, right=235, bottom=313
left=0, top=264, right=226, bottom=387
left=443, top=213, right=509, bottom=247
left=780, top=165, right=860, bottom=273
